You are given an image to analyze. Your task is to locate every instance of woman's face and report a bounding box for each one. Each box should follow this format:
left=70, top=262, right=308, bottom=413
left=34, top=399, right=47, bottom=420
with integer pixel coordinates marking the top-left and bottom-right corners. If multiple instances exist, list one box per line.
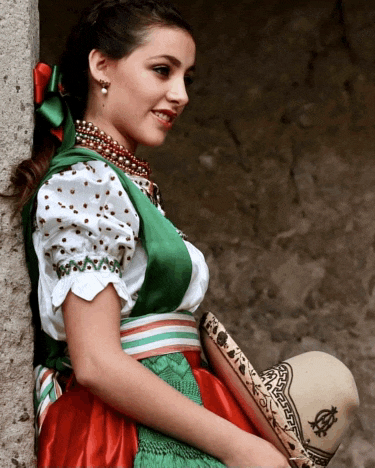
left=87, top=26, right=196, bottom=152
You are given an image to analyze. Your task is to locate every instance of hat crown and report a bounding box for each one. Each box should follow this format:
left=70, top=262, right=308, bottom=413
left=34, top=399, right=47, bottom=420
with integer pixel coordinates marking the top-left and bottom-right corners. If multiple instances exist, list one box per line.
left=259, top=352, right=359, bottom=468
left=200, top=312, right=359, bottom=468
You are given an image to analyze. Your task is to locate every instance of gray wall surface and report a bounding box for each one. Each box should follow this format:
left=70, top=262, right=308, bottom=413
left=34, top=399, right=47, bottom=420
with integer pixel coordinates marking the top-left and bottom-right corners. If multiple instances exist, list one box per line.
left=0, top=0, right=39, bottom=466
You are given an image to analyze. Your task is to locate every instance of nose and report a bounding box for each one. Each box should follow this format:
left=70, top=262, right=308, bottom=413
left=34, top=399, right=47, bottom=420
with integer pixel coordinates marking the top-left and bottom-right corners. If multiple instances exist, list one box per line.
left=166, top=77, right=189, bottom=107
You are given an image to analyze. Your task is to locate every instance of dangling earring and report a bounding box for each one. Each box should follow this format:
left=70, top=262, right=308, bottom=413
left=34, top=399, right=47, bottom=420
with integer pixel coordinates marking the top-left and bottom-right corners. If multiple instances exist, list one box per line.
left=99, top=79, right=110, bottom=95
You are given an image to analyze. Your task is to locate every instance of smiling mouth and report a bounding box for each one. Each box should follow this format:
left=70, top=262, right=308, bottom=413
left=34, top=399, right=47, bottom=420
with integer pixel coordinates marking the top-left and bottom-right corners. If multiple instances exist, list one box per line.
left=152, top=110, right=176, bottom=129
left=154, top=111, right=173, bottom=122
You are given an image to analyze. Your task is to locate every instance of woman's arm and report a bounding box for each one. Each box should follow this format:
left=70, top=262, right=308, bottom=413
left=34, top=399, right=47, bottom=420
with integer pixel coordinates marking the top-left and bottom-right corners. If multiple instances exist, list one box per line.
left=63, top=285, right=290, bottom=468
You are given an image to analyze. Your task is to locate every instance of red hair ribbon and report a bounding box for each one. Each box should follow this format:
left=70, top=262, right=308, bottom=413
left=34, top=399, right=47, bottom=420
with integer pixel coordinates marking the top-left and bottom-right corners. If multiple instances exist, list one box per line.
left=33, top=62, right=64, bottom=142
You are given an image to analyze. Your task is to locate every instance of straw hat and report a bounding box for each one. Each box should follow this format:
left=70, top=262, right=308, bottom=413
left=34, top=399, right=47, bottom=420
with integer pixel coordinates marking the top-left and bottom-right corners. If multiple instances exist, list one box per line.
left=200, top=312, right=359, bottom=468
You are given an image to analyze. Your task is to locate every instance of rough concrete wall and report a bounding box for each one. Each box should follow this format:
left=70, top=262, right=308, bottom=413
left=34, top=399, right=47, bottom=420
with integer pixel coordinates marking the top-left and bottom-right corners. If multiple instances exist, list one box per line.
left=152, top=1, right=375, bottom=466
left=0, top=0, right=39, bottom=466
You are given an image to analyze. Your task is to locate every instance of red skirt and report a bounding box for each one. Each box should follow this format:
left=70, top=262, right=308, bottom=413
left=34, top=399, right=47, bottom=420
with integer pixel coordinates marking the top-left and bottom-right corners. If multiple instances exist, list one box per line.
left=37, top=351, right=259, bottom=467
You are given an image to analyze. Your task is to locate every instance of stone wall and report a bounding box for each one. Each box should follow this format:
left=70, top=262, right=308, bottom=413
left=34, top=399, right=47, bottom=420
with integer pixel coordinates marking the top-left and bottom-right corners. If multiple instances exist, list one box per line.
left=0, top=0, right=39, bottom=466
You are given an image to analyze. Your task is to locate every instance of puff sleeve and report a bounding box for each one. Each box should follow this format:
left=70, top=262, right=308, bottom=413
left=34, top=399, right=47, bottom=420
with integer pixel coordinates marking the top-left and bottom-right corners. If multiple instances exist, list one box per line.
left=33, top=160, right=140, bottom=340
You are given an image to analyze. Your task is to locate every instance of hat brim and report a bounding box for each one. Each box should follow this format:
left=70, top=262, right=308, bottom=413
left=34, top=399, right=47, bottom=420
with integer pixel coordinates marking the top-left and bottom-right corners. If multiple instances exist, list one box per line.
left=200, top=312, right=315, bottom=468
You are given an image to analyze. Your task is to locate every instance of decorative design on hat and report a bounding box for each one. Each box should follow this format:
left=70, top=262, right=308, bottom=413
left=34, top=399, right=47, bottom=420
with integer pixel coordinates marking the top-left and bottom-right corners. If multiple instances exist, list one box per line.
left=200, top=312, right=359, bottom=468
left=260, top=363, right=301, bottom=439
left=200, top=312, right=315, bottom=468
left=309, top=407, right=338, bottom=438
left=260, top=363, right=333, bottom=467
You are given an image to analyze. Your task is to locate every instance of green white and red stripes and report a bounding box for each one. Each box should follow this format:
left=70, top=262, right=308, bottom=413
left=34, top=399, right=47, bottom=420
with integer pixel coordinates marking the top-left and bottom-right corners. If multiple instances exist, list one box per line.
left=120, top=311, right=201, bottom=360
left=34, top=311, right=201, bottom=433
left=34, top=365, right=63, bottom=434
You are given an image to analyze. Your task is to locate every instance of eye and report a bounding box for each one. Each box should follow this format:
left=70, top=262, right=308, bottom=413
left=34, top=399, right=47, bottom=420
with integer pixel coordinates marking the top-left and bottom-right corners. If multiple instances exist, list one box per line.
left=153, top=66, right=170, bottom=77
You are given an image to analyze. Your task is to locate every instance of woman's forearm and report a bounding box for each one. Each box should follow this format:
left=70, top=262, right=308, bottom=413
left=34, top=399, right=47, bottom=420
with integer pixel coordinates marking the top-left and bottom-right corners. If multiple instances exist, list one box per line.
left=87, top=348, right=245, bottom=461
left=62, top=285, right=243, bottom=461
left=62, top=286, right=289, bottom=467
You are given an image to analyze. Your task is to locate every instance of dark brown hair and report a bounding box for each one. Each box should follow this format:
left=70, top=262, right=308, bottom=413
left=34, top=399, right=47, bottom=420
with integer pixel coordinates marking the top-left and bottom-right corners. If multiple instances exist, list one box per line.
left=7, top=0, right=193, bottom=211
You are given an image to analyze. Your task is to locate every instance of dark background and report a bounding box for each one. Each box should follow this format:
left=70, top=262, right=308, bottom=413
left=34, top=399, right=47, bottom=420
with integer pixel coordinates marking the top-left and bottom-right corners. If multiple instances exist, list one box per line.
left=39, top=1, right=375, bottom=465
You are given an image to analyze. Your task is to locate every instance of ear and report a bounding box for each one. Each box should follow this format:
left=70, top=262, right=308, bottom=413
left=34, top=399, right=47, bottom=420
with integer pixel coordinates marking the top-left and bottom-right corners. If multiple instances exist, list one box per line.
left=88, top=49, right=112, bottom=85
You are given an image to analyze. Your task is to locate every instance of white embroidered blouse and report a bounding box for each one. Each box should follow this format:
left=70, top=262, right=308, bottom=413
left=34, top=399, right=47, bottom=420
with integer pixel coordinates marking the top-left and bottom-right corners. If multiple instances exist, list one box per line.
left=33, top=159, right=209, bottom=341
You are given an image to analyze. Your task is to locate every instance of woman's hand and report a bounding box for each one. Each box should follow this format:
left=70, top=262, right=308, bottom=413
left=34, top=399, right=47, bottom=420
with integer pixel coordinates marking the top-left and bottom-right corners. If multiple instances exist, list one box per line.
left=222, top=431, right=291, bottom=467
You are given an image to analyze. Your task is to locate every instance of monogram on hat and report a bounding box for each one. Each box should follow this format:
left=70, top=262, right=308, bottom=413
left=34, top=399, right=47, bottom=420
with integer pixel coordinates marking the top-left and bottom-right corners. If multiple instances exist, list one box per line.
left=200, top=312, right=359, bottom=468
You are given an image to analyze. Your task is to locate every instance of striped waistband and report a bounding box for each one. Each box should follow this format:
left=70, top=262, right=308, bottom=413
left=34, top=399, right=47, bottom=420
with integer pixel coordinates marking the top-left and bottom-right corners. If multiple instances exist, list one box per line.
left=120, top=311, right=201, bottom=360
left=34, top=311, right=200, bottom=434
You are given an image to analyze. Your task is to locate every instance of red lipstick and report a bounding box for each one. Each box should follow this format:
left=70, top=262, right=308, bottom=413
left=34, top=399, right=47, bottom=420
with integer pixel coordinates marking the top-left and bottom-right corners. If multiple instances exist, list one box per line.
left=152, top=109, right=177, bottom=129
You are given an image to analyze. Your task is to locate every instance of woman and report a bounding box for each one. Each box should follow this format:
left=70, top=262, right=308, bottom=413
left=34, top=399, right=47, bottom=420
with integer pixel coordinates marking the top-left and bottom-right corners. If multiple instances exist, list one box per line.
left=13, top=0, right=290, bottom=466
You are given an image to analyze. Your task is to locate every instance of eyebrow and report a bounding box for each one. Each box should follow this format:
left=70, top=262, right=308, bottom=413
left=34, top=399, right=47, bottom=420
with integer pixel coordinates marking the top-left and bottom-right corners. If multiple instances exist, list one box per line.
left=148, top=54, right=196, bottom=72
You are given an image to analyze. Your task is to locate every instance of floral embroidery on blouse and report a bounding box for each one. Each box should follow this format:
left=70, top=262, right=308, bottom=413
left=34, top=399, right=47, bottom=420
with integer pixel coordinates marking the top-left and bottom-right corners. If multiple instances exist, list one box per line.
left=57, top=256, right=123, bottom=279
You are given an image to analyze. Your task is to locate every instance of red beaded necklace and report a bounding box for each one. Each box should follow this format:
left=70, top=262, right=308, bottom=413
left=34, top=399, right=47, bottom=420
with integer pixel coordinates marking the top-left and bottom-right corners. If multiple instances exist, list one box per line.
left=75, top=120, right=151, bottom=179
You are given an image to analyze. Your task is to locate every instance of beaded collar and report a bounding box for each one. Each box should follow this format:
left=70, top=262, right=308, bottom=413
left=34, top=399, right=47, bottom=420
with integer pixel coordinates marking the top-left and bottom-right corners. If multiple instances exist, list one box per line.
left=74, top=120, right=151, bottom=179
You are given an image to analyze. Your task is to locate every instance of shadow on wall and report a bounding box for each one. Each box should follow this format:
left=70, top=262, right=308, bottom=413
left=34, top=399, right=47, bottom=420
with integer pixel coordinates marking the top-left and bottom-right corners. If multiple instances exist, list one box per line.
left=40, top=0, right=375, bottom=466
